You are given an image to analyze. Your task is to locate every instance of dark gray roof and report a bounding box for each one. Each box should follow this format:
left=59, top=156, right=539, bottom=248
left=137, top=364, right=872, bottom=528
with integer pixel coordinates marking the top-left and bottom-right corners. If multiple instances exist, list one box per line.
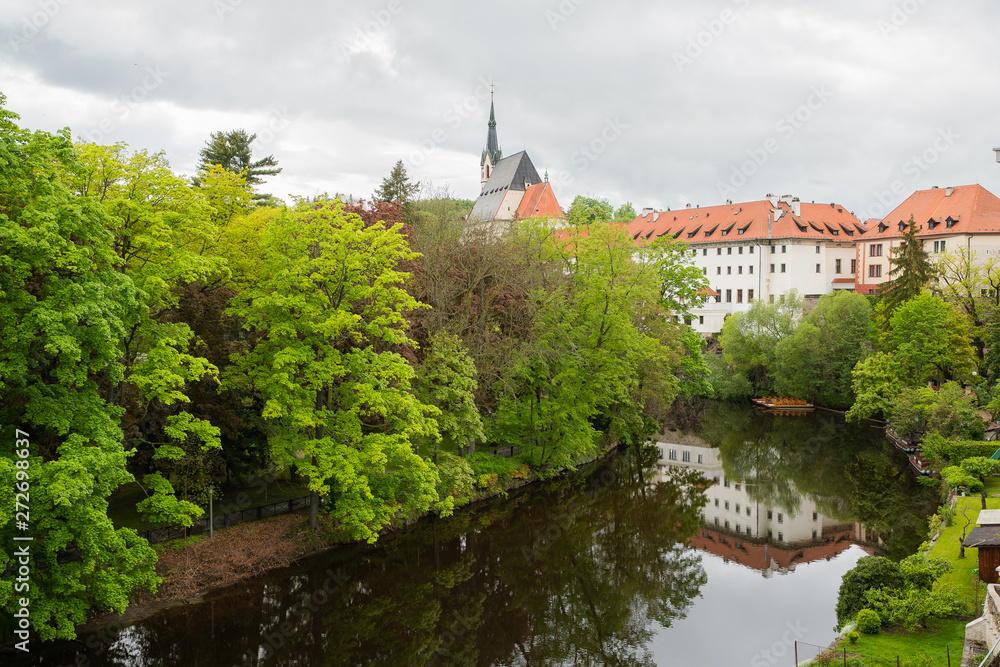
left=469, top=151, right=542, bottom=222
left=481, top=99, right=501, bottom=166
left=963, top=526, right=1000, bottom=548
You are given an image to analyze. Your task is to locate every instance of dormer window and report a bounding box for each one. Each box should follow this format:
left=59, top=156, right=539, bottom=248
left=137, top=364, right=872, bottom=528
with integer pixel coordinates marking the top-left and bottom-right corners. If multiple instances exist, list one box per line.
left=878, top=222, right=888, bottom=233
left=898, top=221, right=907, bottom=232
left=946, top=216, right=958, bottom=229
left=927, top=218, right=938, bottom=230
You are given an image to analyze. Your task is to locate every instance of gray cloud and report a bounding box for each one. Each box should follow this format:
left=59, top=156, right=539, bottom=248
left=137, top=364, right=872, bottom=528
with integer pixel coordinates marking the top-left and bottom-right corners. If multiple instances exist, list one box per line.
left=2, top=0, right=998, bottom=216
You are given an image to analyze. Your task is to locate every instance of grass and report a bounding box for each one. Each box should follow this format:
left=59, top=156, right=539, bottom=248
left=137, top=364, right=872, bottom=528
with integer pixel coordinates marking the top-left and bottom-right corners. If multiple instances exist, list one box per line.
left=833, top=617, right=968, bottom=666
left=927, top=494, right=1000, bottom=613
left=106, top=478, right=311, bottom=532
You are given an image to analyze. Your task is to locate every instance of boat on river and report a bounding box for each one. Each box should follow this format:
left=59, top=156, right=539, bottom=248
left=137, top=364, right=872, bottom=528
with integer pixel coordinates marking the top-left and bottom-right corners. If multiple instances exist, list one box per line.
left=752, top=396, right=815, bottom=412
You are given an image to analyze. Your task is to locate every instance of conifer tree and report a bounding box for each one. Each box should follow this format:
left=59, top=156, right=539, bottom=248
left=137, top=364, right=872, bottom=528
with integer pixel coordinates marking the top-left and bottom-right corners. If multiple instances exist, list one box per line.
left=880, top=215, right=934, bottom=319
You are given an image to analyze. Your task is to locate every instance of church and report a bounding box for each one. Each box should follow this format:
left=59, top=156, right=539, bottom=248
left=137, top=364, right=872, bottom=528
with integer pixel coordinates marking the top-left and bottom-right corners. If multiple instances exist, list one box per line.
left=468, top=97, right=564, bottom=223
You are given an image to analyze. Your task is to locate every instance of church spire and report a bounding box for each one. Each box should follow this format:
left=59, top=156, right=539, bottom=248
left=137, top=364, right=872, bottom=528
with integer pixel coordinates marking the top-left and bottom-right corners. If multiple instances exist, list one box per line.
left=482, top=90, right=501, bottom=167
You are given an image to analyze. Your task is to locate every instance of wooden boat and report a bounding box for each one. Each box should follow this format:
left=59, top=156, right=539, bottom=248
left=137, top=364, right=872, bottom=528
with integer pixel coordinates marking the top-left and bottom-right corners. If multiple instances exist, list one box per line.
left=752, top=396, right=815, bottom=411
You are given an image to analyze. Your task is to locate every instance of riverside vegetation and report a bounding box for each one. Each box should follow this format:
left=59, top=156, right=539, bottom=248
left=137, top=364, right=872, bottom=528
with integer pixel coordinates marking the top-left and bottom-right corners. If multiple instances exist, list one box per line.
left=0, top=98, right=709, bottom=646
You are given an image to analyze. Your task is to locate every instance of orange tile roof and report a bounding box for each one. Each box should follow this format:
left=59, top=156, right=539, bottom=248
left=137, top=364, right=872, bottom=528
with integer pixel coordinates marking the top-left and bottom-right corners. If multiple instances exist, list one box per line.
left=689, top=526, right=873, bottom=572
left=626, top=198, right=866, bottom=245
left=865, top=184, right=1000, bottom=239
left=516, top=181, right=565, bottom=219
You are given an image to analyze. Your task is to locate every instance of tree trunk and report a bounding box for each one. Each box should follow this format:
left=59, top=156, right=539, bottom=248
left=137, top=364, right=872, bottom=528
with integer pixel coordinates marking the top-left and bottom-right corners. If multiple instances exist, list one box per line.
left=309, top=490, right=319, bottom=533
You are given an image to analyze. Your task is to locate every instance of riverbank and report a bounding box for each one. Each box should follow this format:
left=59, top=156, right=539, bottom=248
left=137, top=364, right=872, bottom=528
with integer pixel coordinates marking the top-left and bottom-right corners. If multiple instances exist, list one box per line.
left=77, top=445, right=621, bottom=636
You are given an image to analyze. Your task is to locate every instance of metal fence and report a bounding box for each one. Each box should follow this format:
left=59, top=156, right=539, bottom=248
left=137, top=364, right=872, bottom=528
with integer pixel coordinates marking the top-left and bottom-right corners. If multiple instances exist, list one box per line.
left=57, top=496, right=311, bottom=562
left=794, top=640, right=961, bottom=666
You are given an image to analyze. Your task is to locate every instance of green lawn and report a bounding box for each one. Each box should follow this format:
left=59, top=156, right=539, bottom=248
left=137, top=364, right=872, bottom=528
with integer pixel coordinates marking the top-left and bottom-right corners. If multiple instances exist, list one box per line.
left=832, top=617, right=968, bottom=666
left=106, top=478, right=310, bottom=532
left=928, top=495, right=1000, bottom=613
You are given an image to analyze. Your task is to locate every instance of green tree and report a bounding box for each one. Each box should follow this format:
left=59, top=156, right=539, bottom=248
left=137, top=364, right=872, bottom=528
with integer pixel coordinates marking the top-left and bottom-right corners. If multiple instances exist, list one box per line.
left=773, top=290, right=873, bottom=408
left=719, top=291, right=803, bottom=392
left=0, top=99, right=159, bottom=641
left=197, top=129, right=281, bottom=204
left=846, top=352, right=902, bottom=423
left=414, top=331, right=486, bottom=459
left=887, top=293, right=976, bottom=384
left=566, top=196, right=614, bottom=226
left=835, top=556, right=905, bottom=626
left=880, top=215, right=934, bottom=321
left=374, top=159, right=419, bottom=204
left=614, top=201, right=637, bottom=221
left=229, top=199, right=445, bottom=539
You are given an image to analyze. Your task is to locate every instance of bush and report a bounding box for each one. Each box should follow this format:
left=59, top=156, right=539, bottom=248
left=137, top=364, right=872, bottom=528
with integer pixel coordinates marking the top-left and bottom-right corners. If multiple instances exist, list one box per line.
left=435, top=452, right=475, bottom=503
left=961, top=456, right=1000, bottom=481
left=836, top=556, right=905, bottom=625
left=856, top=609, right=881, bottom=634
left=941, top=465, right=984, bottom=493
left=900, top=552, right=952, bottom=590
left=847, top=631, right=859, bottom=644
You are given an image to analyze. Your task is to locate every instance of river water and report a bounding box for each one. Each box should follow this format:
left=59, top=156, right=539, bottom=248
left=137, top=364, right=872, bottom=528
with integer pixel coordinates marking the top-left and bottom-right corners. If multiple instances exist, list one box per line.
left=18, top=401, right=937, bottom=666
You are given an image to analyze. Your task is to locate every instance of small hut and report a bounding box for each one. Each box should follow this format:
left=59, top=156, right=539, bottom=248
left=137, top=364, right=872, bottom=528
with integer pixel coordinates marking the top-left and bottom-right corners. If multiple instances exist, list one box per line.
left=964, top=517, right=1000, bottom=583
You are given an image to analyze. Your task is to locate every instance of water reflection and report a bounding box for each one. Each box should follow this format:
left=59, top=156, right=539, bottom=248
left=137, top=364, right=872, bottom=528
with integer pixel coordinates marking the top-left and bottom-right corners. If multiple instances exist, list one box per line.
left=14, top=401, right=937, bottom=666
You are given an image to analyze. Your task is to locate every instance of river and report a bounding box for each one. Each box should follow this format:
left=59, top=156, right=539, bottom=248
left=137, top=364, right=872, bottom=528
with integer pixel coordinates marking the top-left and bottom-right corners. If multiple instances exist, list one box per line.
left=17, top=400, right=937, bottom=666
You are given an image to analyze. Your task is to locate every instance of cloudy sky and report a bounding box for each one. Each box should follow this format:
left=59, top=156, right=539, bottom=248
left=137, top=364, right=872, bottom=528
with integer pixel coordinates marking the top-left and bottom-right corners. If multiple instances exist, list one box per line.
left=2, top=0, right=999, bottom=221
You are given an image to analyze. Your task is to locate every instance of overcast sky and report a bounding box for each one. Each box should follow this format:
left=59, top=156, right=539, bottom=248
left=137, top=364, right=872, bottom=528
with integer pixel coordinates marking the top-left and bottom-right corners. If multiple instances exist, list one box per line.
left=2, top=0, right=999, bottom=221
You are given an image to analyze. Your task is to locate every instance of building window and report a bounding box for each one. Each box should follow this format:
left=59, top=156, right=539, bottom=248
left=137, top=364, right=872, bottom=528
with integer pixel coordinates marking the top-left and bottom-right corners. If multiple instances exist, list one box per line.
left=698, top=454, right=703, bottom=463
left=851, top=259, right=857, bottom=274
left=778, top=532, right=783, bottom=542
left=738, top=266, right=743, bottom=274
left=770, top=263, right=775, bottom=273
left=812, top=530, right=818, bottom=539
left=724, top=501, right=730, bottom=510
left=717, top=266, right=722, bottom=275
left=747, top=526, right=752, bottom=535
left=767, top=529, right=773, bottom=538
left=727, top=266, right=732, bottom=275
left=769, top=295, right=775, bottom=303
left=782, top=245, right=787, bottom=253
left=692, top=249, right=697, bottom=256
left=727, top=247, right=733, bottom=255
left=749, top=265, right=754, bottom=274
left=781, top=264, right=786, bottom=273
left=699, top=315, right=704, bottom=325
left=771, top=246, right=776, bottom=254
left=749, top=246, right=754, bottom=254
left=714, top=498, right=719, bottom=507
left=736, top=503, right=741, bottom=512
left=777, top=513, right=784, bottom=523
left=870, top=244, right=883, bottom=257
left=736, top=523, right=741, bottom=532
left=746, top=507, right=752, bottom=517
left=724, top=479, right=730, bottom=488
left=726, top=289, right=732, bottom=303
left=748, top=289, right=754, bottom=302
left=816, top=263, right=821, bottom=273
left=682, top=451, right=691, bottom=462
left=767, top=510, right=773, bottom=520
left=735, top=483, right=741, bottom=491
left=703, top=248, right=708, bottom=256
left=739, top=246, right=744, bottom=254
left=835, top=259, right=842, bottom=274
left=702, top=267, right=707, bottom=275
left=669, top=449, right=677, bottom=460
left=934, top=240, right=947, bottom=253
left=869, top=264, right=882, bottom=278
left=737, top=289, right=743, bottom=303
left=725, top=520, right=730, bottom=530
left=715, top=517, right=719, bottom=526
left=815, top=245, right=821, bottom=254
left=812, top=512, right=818, bottom=521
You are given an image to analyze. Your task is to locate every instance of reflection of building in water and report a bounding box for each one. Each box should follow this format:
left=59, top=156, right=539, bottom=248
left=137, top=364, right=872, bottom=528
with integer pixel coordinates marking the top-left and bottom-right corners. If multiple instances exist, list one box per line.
left=650, top=430, right=874, bottom=576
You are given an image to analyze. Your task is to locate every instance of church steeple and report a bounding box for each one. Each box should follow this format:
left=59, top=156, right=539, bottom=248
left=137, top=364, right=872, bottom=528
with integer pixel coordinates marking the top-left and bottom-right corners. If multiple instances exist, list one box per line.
left=481, top=89, right=502, bottom=191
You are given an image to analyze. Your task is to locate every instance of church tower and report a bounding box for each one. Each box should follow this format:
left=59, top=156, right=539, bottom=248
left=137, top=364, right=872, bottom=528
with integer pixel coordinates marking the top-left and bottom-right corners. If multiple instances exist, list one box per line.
left=480, top=93, right=502, bottom=192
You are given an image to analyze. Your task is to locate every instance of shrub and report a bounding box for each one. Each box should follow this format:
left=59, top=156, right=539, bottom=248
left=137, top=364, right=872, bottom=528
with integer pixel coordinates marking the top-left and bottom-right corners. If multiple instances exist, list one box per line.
left=856, top=609, right=881, bottom=634
left=941, top=465, right=984, bottom=493
left=836, top=556, right=905, bottom=625
left=961, top=456, right=1000, bottom=481
left=847, top=631, right=859, bottom=644
left=435, top=452, right=475, bottom=503
left=900, top=552, right=952, bottom=590
left=477, top=472, right=498, bottom=490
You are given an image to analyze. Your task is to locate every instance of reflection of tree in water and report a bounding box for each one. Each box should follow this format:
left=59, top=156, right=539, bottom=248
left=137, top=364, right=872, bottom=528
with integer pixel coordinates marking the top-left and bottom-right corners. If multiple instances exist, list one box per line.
left=699, top=401, right=937, bottom=558
left=59, top=452, right=707, bottom=666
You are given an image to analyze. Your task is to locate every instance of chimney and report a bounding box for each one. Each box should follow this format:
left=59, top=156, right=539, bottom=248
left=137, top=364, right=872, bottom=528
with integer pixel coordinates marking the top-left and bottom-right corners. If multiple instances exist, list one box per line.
left=994, top=147, right=1000, bottom=163
left=946, top=187, right=954, bottom=197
